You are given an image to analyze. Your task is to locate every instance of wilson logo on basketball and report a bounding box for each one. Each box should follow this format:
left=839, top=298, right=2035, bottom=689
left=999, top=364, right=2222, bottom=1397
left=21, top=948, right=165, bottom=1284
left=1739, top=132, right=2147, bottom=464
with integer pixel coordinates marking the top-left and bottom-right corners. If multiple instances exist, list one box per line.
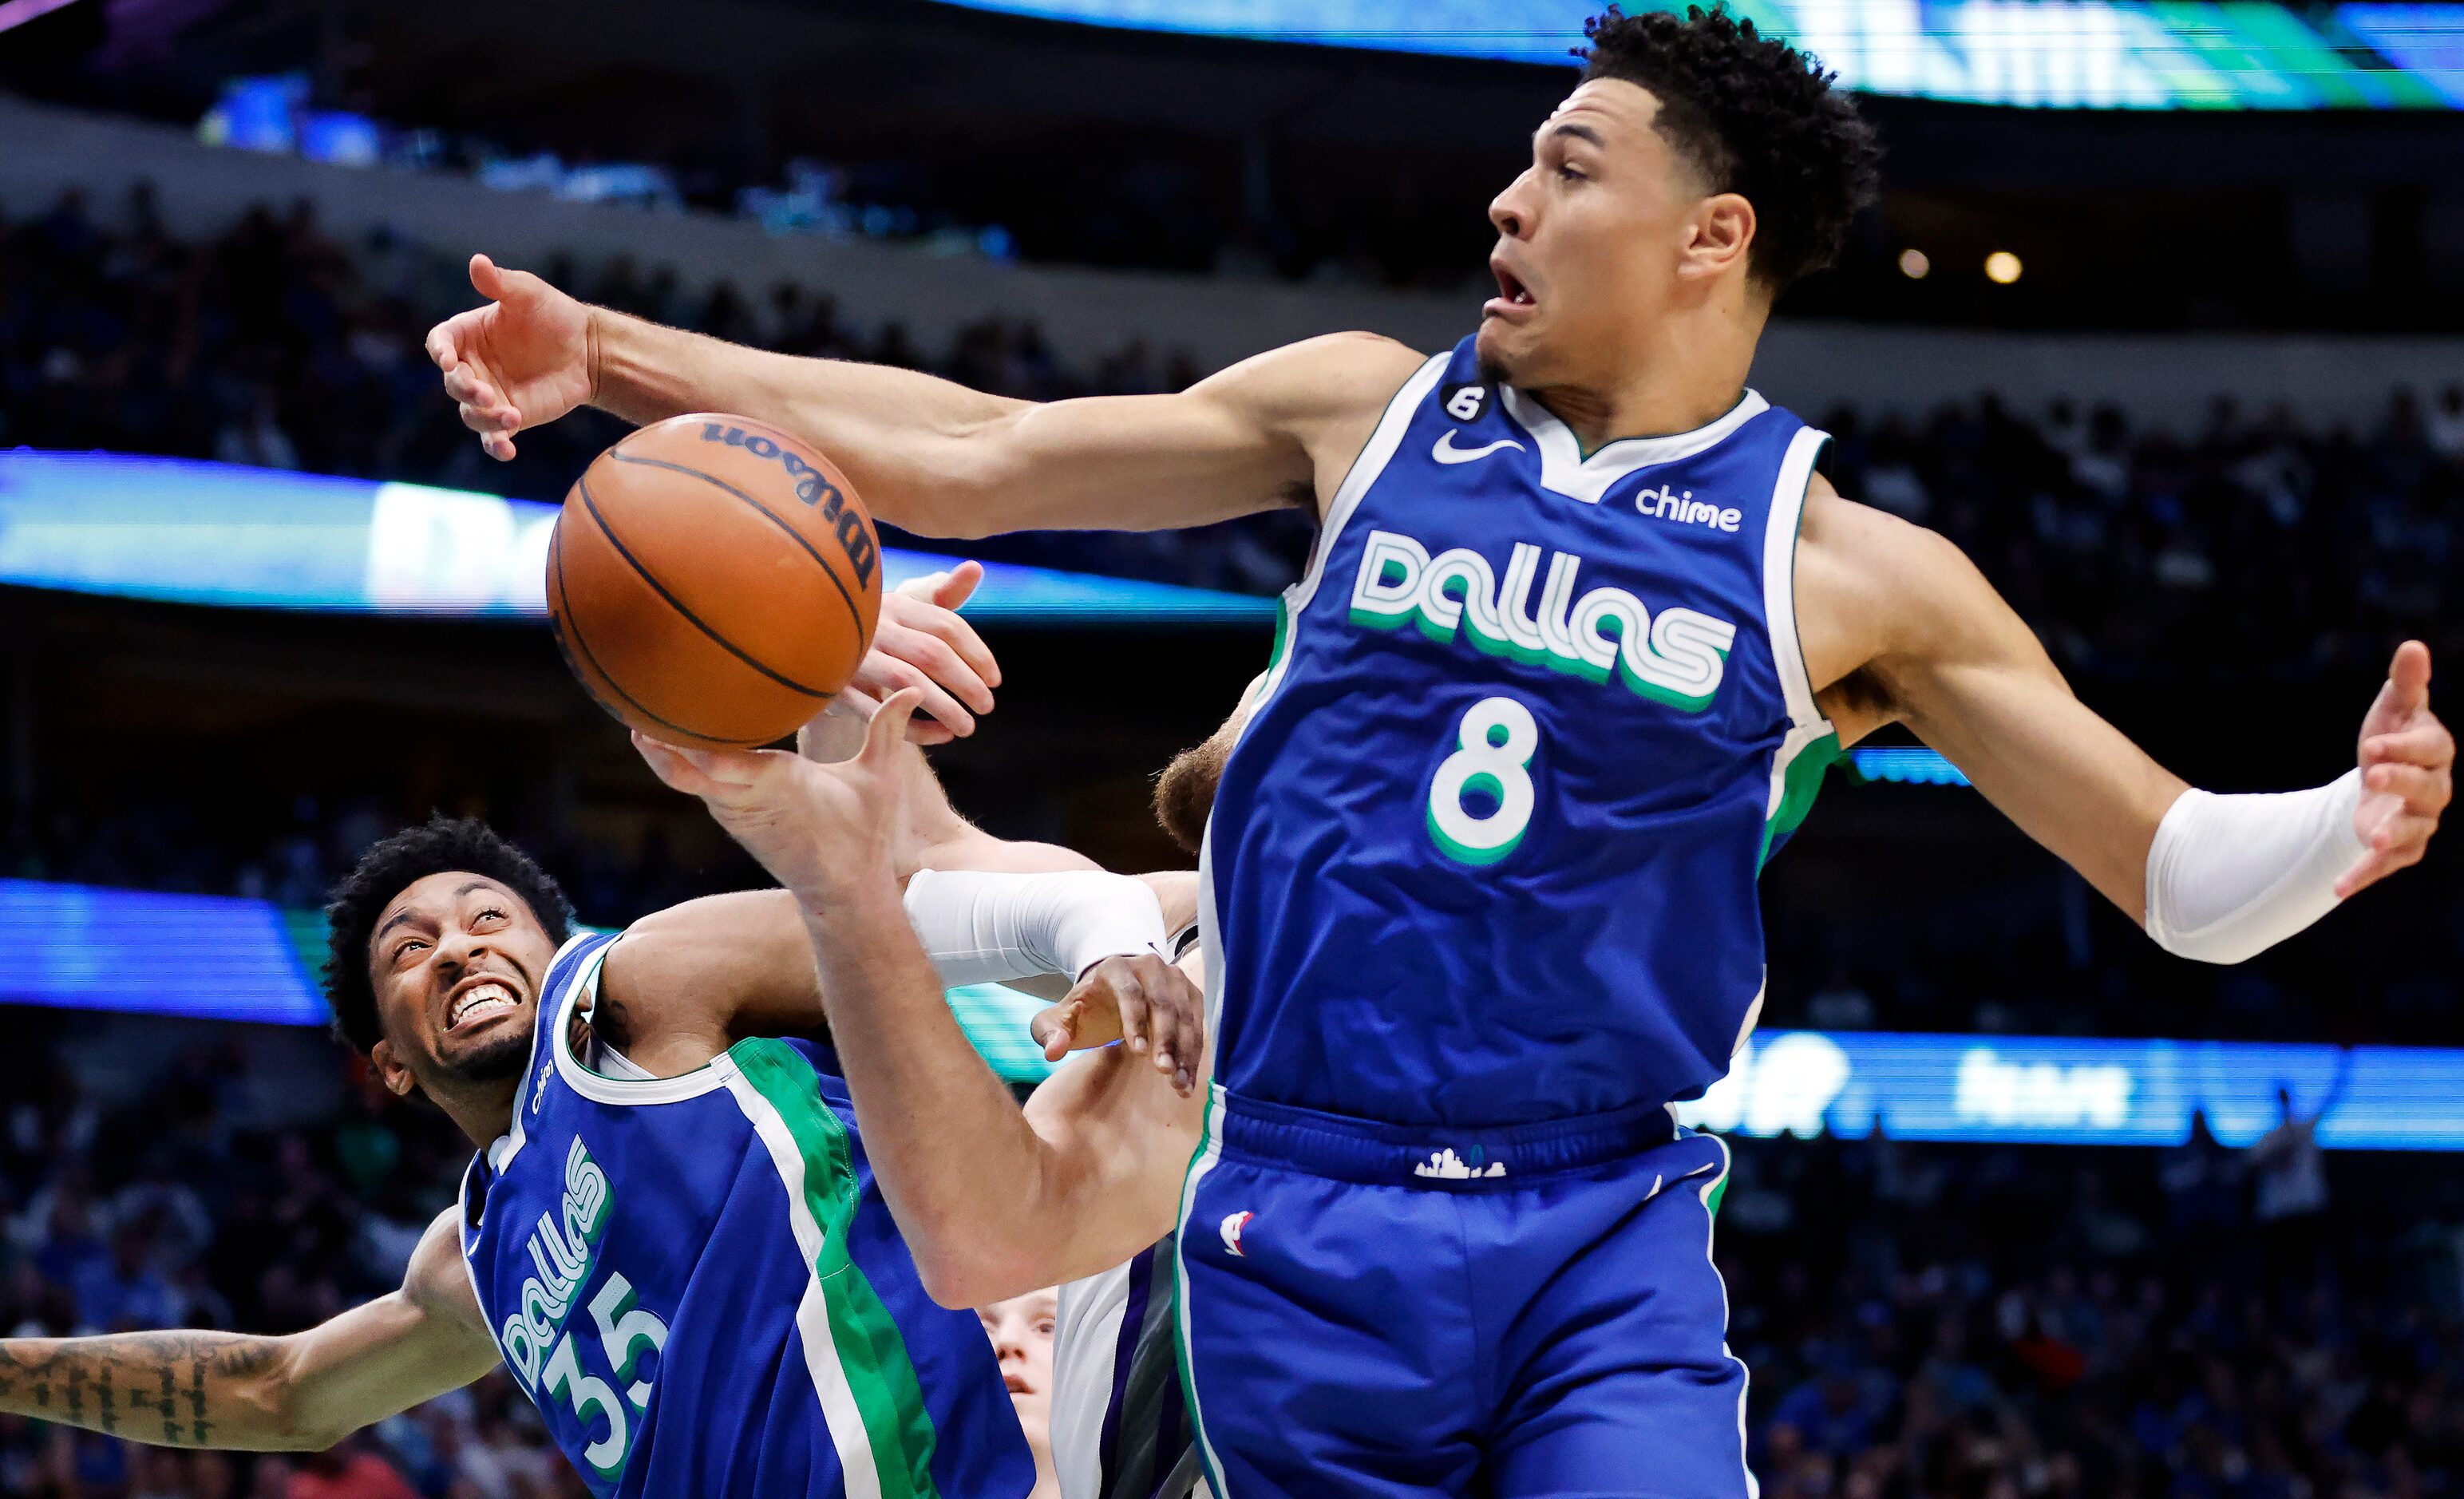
left=699, top=423, right=878, bottom=588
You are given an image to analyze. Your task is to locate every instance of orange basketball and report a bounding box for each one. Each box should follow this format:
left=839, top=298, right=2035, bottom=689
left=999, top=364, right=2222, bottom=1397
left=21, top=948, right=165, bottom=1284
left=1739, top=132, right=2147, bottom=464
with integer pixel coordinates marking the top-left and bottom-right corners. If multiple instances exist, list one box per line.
left=547, top=413, right=884, bottom=750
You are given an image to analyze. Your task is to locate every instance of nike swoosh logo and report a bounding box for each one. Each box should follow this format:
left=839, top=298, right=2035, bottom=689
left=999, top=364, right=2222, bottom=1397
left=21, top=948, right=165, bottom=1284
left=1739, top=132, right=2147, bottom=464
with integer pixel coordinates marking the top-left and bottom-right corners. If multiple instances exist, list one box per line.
left=1431, top=431, right=1525, bottom=465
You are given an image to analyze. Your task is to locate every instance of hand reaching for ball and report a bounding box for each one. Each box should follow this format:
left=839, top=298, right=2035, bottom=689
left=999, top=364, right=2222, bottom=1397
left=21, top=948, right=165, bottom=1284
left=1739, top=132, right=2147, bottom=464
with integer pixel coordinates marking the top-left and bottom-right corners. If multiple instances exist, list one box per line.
left=635, top=689, right=926, bottom=907
left=840, top=562, right=1003, bottom=745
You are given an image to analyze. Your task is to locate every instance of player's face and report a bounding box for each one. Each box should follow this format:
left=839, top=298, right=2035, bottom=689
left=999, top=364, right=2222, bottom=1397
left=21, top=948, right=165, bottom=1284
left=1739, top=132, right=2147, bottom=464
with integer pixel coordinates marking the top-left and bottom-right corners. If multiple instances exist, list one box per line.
left=365, top=872, right=559, bottom=1096
left=978, top=1288, right=1059, bottom=1450
left=1477, top=79, right=1721, bottom=388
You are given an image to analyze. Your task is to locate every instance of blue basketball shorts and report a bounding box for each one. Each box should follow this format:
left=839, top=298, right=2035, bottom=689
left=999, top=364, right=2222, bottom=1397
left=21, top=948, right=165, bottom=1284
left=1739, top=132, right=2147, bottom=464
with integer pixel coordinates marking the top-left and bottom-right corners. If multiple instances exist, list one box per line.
left=1172, top=1088, right=1752, bottom=1499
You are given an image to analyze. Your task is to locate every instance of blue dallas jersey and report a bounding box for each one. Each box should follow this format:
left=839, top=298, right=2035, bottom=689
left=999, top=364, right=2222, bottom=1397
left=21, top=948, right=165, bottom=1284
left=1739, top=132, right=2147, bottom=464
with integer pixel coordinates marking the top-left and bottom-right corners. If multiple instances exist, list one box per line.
left=1201, top=336, right=1839, bottom=1128
left=458, top=931, right=1034, bottom=1499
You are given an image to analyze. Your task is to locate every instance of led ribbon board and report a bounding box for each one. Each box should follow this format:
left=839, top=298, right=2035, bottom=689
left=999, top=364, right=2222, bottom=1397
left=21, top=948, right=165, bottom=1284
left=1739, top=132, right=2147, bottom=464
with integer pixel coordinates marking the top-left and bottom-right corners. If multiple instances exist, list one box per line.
left=0, top=879, right=1065, bottom=1077
left=1675, top=1028, right=2460, bottom=1149
left=932, top=0, right=2458, bottom=109
left=0, top=451, right=1276, bottom=625
left=0, top=879, right=2450, bottom=1148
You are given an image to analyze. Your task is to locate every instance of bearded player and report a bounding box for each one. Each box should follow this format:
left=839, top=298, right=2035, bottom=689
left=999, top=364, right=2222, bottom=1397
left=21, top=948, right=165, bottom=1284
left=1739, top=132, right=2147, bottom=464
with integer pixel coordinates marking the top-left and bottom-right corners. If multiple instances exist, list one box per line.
left=0, top=581, right=1200, bottom=1499
left=430, top=10, right=2453, bottom=1493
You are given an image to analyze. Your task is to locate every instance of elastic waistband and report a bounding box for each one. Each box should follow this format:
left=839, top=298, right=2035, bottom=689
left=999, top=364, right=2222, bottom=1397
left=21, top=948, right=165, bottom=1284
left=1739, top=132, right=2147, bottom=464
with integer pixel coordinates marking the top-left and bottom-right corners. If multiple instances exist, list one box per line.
left=1210, top=1088, right=1688, bottom=1189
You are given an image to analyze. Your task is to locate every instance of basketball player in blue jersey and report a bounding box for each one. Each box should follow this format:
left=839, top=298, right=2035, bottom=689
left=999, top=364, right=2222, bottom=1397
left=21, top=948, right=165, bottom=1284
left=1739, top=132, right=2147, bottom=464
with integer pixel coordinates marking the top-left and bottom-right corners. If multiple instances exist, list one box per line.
left=0, top=584, right=1208, bottom=1498
left=433, top=10, right=2455, bottom=1492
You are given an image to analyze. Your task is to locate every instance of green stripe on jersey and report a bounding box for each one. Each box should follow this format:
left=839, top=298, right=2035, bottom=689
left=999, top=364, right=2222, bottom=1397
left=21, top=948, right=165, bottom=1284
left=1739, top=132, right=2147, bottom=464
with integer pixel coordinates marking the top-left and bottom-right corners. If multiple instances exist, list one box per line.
left=731, top=1038, right=944, bottom=1499
left=1759, top=729, right=1841, bottom=871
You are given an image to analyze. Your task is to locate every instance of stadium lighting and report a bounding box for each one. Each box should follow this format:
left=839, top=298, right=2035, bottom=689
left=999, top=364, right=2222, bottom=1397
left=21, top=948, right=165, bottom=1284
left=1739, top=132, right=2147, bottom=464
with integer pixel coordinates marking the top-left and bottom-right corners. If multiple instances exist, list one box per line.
left=1898, top=248, right=1932, bottom=279
left=1984, top=251, right=2025, bottom=284
left=0, top=0, right=83, bottom=34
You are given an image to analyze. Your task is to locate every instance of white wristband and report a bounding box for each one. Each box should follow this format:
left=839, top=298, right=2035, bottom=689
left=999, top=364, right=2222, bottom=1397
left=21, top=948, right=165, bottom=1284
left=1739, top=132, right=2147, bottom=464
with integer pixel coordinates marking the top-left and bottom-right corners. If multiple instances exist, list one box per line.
left=2143, top=769, right=2366, bottom=964
left=903, top=869, right=1166, bottom=988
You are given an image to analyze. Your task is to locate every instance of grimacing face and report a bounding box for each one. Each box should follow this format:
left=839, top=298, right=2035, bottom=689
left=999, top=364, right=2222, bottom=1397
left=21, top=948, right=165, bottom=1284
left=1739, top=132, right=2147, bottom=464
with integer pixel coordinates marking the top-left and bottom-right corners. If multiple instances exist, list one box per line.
left=366, top=872, right=560, bottom=1097
left=1476, top=78, right=1745, bottom=391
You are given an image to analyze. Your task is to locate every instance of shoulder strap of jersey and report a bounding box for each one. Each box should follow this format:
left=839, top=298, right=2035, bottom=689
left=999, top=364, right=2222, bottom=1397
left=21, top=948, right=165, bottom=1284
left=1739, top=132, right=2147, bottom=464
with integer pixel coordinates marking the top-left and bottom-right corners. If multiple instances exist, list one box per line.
left=484, top=928, right=614, bottom=1173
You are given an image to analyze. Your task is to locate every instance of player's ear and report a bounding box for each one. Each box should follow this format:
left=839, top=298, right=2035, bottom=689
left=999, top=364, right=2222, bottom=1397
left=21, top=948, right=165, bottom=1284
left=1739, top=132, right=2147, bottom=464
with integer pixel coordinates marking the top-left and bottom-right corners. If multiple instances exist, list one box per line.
left=369, top=1038, right=418, bottom=1098
left=1681, top=192, right=1755, bottom=286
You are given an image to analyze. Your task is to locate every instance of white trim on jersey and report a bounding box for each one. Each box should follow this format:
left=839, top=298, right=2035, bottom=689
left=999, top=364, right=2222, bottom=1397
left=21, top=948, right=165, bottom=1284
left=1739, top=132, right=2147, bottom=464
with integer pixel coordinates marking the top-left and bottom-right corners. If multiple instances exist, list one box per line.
left=1499, top=385, right=1771, bottom=505
left=1758, top=428, right=1840, bottom=824
left=1760, top=425, right=1833, bottom=737
left=720, top=1060, right=890, bottom=1499
left=1252, top=350, right=1448, bottom=709
left=1050, top=1260, right=1136, bottom=1499
left=1171, top=1086, right=1235, bottom=1499
left=484, top=927, right=600, bottom=1173
left=550, top=939, right=735, bottom=1105
left=1691, top=1132, right=1761, bottom=1499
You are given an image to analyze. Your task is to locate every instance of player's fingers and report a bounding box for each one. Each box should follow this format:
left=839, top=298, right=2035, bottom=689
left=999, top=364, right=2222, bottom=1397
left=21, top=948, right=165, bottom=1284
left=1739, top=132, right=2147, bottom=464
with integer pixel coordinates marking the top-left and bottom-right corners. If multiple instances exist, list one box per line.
left=1138, top=958, right=1194, bottom=1091
left=631, top=732, right=712, bottom=793
left=483, top=430, right=516, bottom=462
left=2365, top=761, right=2451, bottom=815
left=904, top=593, right=1001, bottom=692
left=1156, top=962, right=1204, bottom=1093
left=469, top=252, right=505, bottom=303
left=883, top=627, right=993, bottom=716
left=860, top=687, right=924, bottom=765
left=928, top=560, right=985, bottom=611
left=2365, top=804, right=2438, bottom=852
left=425, top=322, right=458, bottom=370
left=868, top=657, right=974, bottom=740
left=2337, top=840, right=2426, bottom=900
left=1106, top=964, right=1152, bottom=1054
left=2363, top=722, right=2454, bottom=769
left=1030, top=1000, right=1078, bottom=1060
left=2390, top=640, right=2433, bottom=715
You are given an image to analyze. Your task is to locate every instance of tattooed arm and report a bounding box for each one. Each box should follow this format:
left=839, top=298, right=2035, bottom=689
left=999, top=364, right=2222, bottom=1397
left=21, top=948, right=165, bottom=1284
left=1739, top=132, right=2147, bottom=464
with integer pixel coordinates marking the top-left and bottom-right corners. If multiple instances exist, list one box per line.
left=0, top=1208, right=499, bottom=1451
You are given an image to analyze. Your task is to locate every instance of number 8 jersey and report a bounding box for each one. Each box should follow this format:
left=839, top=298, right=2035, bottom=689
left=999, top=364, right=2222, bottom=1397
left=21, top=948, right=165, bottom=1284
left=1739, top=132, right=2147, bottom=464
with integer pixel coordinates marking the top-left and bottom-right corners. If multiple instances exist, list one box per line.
left=1202, top=335, right=1840, bottom=1128
left=458, top=931, right=1034, bottom=1499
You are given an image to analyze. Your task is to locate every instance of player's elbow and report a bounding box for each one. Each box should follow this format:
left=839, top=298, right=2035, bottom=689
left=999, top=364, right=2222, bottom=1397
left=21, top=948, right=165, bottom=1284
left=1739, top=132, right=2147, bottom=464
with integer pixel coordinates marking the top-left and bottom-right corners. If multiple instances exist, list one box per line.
left=910, top=1234, right=1050, bottom=1311
left=230, top=1343, right=342, bottom=1451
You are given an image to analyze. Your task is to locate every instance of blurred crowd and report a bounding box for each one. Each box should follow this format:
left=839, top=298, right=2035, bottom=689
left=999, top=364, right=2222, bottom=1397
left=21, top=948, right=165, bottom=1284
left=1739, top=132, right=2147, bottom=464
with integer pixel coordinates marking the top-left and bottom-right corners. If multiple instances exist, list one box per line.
left=0, top=1014, right=589, bottom=1497
left=1727, top=1125, right=2464, bottom=1499
left=0, top=1008, right=2457, bottom=1499
left=0, top=185, right=1315, bottom=599
left=6, top=184, right=2462, bottom=675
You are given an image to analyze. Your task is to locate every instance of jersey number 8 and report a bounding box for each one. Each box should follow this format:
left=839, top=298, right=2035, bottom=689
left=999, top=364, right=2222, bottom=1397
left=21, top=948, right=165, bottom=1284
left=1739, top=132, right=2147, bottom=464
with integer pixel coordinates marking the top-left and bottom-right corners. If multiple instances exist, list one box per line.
left=1427, top=696, right=1539, bottom=865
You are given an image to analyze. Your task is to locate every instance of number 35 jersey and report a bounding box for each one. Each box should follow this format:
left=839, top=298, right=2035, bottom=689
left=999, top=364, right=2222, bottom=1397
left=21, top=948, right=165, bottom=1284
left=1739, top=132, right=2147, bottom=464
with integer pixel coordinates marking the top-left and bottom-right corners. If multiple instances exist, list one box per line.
left=1202, top=335, right=1840, bottom=1129
left=458, top=930, right=1034, bottom=1499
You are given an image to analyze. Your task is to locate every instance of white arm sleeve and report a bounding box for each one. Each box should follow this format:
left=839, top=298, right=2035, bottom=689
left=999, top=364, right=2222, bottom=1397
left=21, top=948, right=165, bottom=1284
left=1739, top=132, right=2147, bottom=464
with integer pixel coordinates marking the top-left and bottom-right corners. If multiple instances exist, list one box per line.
left=2142, top=769, right=2367, bottom=964
left=902, top=868, right=1168, bottom=988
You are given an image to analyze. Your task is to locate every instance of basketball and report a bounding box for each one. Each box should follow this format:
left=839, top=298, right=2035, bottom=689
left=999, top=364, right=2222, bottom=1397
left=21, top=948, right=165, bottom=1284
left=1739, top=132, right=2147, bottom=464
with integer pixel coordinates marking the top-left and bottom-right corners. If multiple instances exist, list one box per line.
left=547, top=413, right=883, bottom=750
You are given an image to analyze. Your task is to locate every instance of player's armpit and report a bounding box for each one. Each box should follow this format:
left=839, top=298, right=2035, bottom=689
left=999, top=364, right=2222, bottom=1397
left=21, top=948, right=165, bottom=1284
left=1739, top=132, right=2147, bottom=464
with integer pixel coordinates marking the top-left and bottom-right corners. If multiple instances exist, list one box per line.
left=0, top=1212, right=497, bottom=1452
left=1794, top=477, right=2186, bottom=920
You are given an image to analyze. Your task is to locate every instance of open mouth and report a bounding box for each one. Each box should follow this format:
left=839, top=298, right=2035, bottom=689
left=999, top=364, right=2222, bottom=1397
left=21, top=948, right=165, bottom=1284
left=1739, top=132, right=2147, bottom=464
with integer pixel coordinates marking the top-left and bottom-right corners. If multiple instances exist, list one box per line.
left=446, top=975, right=524, bottom=1031
left=1485, top=259, right=1537, bottom=318
left=1003, top=1373, right=1033, bottom=1396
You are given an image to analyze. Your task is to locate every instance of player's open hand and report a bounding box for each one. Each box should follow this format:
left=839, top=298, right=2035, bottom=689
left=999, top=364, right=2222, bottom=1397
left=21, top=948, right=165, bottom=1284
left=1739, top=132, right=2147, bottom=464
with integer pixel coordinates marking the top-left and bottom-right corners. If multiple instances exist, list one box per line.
left=2341, top=640, right=2453, bottom=898
left=633, top=689, right=925, bottom=904
left=839, top=563, right=1003, bottom=744
left=1030, top=952, right=1203, bottom=1094
left=425, top=255, right=595, bottom=462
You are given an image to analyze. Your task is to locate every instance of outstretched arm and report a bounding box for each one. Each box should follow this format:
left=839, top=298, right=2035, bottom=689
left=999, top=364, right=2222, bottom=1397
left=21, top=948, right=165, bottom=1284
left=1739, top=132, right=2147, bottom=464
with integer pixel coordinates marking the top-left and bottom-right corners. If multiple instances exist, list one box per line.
left=1798, top=476, right=2450, bottom=953
left=631, top=696, right=1208, bottom=1306
left=426, top=255, right=1421, bottom=536
left=0, top=1211, right=498, bottom=1452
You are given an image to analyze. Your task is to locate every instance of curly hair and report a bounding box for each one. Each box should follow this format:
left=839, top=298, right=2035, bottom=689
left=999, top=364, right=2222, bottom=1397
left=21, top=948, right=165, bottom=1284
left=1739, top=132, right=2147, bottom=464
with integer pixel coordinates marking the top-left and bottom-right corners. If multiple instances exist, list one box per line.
left=321, top=816, right=573, bottom=1055
left=1580, top=5, right=1881, bottom=291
